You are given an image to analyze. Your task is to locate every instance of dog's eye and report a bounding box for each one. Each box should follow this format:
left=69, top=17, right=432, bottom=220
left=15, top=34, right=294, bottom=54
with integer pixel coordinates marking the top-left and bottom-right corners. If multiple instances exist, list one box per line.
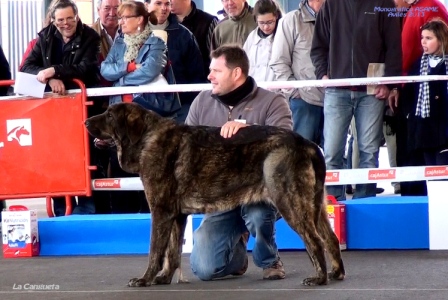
left=107, top=113, right=113, bottom=118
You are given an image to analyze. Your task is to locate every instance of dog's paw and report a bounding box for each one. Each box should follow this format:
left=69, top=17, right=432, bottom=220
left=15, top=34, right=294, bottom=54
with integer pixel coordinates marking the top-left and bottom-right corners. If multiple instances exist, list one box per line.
left=152, top=274, right=172, bottom=285
left=301, top=276, right=328, bottom=286
left=328, top=269, right=345, bottom=281
left=177, top=277, right=190, bottom=284
left=128, top=277, right=151, bottom=287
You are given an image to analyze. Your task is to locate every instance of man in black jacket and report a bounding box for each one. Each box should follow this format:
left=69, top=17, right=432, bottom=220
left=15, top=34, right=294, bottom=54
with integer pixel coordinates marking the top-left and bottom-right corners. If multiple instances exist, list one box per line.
left=21, top=0, right=101, bottom=216
left=311, top=0, right=402, bottom=200
left=171, top=0, right=218, bottom=77
left=21, top=0, right=100, bottom=95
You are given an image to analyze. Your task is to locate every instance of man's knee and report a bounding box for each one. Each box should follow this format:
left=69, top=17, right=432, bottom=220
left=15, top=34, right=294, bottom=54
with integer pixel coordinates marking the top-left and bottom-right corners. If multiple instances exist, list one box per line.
left=190, top=259, right=218, bottom=281
left=242, top=204, right=276, bottom=232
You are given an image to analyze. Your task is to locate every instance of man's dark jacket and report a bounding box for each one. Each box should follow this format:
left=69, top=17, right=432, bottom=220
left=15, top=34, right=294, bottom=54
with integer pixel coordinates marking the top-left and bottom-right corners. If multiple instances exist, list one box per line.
left=20, top=20, right=100, bottom=89
left=180, top=1, right=218, bottom=76
left=165, top=13, right=206, bottom=105
left=311, top=0, right=402, bottom=80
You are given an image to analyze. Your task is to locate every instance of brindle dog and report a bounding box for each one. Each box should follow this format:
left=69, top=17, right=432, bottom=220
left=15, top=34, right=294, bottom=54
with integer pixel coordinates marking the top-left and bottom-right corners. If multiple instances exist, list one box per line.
left=84, top=103, right=345, bottom=287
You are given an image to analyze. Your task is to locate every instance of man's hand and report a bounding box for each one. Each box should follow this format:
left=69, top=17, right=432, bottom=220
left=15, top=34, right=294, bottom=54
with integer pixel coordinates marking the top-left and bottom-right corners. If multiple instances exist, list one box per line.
left=374, top=84, right=390, bottom=100
left=36, top=67, right=55, bottom=83
left=388, top=88, right=399, bottom=113
left=48, top=79, right=66, bottom=95
left=220, top=121, right=249, bottom=138
left=322, top=75, right=329, bottom=80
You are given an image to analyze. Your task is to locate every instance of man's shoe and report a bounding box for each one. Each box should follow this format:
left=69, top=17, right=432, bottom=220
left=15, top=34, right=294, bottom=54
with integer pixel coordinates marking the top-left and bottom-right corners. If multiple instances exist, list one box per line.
left=376, top=187, right=385, bottom=194
left=394, top=184, right=401, bottom=194
left=231, top=231, right=250, bottom=276
left=346, top=185, right=354, bottom=195
left=263, top=258, right=286, bottom=280
left=232, top=254, right=248, bottom=276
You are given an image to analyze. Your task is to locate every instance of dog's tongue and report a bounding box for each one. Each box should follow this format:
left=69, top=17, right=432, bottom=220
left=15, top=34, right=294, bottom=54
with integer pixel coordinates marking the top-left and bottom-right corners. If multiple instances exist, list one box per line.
left=94, top=138, right=115, bottom=149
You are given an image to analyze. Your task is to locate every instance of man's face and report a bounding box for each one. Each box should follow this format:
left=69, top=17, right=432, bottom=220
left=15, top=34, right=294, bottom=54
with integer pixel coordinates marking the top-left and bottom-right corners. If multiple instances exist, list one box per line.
left=170, top=0, right=186, bottom=15
left=221, top=0, right=246, bottom=18
left=98, top=0, right=120, bottom=29
left=146, top=0, right=172, bottom=24
left=208, top=56, right=239, bottom=95
left=53, top=7, right=78, bottom=40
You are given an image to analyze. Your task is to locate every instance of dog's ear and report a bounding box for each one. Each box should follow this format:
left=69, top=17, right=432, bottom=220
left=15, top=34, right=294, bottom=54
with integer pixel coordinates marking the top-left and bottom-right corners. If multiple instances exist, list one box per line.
left=125, top=106, right=147, bottom=145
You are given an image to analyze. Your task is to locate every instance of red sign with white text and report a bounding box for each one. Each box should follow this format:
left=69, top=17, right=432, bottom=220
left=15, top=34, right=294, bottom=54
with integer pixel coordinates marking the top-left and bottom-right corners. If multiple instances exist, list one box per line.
left=425, top=166, right=448, bottom=177
left=368, top=169, right=396, bottom=180
left=325, top=172, right=340, bottom=183
left=94, top=179, right=121, bottom=189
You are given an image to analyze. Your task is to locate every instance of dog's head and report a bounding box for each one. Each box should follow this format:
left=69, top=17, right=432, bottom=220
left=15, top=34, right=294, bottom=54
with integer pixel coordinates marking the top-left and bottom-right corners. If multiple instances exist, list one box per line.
left=85, top=103, right=152, bottom=145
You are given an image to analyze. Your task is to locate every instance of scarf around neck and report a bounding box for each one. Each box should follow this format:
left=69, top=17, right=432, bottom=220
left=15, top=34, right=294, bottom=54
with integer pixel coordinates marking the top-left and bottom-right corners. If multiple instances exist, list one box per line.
left=123, top=23, right=152, bottom=62
left=416, top=54, right=448, bottom=118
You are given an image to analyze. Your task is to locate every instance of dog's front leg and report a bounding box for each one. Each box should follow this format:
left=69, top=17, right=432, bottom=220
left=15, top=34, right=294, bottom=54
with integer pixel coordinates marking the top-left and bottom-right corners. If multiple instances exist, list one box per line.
left=128, top=211, right=174, bottom=287
left=153, top=214, right=189, bottom=285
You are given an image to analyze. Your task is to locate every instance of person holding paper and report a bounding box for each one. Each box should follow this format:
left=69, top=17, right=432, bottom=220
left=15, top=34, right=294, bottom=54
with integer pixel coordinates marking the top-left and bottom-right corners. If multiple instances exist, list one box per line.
left=20, top=0, right=100, bottom=95
left=310, top=0, right=402, bottom=200
left=20, top=0, right=102, bottom=216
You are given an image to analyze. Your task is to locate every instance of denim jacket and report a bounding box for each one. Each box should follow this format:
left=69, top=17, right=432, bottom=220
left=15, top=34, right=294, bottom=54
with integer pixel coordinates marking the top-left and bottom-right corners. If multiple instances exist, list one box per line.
left=100, top=32, right=167, bottom=104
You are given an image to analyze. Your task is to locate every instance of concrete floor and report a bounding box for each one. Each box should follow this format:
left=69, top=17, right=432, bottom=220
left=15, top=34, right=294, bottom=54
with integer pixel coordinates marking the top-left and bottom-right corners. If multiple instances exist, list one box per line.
left=1, top=251, right=448, bottom=300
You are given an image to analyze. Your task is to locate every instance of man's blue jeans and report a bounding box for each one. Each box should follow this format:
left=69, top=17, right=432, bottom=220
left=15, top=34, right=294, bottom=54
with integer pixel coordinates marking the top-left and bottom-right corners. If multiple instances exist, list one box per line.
left=190, top=203, right=278, bottom=281
left=290, top=97, right=323, bottom=145
left=324, top=88, right=385, bottom=200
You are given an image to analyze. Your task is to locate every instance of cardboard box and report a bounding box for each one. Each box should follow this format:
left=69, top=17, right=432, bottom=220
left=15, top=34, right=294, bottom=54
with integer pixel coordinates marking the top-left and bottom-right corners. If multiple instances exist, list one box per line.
left=327, top=195, right=347, bottom=250
left=2, top=205, right=39, bottom=257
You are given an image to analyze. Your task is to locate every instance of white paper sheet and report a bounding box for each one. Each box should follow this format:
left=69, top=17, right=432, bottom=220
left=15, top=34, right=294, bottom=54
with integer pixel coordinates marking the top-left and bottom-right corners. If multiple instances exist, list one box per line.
left=14, top=72, right=46, bottom=98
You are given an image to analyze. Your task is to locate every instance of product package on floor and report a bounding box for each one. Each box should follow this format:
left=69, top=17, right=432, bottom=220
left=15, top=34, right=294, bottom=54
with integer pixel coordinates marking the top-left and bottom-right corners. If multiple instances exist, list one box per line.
left=2, top=205, right=40, bottom=257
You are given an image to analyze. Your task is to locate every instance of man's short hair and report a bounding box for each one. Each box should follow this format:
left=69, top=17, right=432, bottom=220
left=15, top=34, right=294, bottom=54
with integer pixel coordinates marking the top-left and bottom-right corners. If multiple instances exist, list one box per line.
left=49, top=0, right=78, bottom=19
left=211, top=45, right=249, bottom=77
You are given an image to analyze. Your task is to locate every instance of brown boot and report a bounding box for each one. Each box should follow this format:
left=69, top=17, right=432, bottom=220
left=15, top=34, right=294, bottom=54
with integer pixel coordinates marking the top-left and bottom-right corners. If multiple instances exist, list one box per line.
left=263, top=258, right=285, bottom=280
left=231, top=231, right=250, bottom=276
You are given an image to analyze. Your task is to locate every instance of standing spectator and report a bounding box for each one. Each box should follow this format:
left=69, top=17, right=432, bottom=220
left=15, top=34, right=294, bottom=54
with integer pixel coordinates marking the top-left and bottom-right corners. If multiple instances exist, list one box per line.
left=0, top=45, right=11, bottom=96
left=171, top=0, right=218, bottom=77
left=90, top=0, right=122, bottom=214
left=100, top=1, right=168, bottom=213
left=390, top=0, right=448, bottom=196
left=211, top=0, right=257, bottom=50
left=243, top=0, right=282, bottom=83
left=187, top=45, right=292, bottom=281
left=311, top=0, right=402, bottom=200
left=20, top=0, right=101, bottom=215
left=402, top=19, right=448, bottom=169
left=270, top=0, right=324, bottom=145
left=395, top=0, right=448, bottom=75
left=92, top=0, right=121, bottom=67
left=145, top=0, right=206, bottom=123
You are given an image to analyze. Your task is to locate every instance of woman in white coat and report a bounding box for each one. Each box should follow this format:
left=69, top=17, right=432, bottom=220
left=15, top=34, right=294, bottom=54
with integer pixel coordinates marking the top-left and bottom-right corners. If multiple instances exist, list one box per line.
left=243, top=0, right=282, bottom=83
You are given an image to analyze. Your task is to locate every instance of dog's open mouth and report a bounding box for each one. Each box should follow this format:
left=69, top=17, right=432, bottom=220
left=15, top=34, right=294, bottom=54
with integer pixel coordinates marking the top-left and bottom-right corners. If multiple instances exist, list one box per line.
left=93, top=138, right=115, bottom=149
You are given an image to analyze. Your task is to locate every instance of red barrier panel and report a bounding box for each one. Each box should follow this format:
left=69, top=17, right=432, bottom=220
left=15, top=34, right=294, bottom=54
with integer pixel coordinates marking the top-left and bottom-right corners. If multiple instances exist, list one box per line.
left=0, top=79, right=92, bottom=216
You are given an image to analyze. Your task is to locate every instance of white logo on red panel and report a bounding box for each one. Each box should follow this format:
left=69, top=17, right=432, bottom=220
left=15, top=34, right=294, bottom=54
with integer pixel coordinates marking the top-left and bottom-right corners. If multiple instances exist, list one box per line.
left=6, top=119, right=32, bottom=146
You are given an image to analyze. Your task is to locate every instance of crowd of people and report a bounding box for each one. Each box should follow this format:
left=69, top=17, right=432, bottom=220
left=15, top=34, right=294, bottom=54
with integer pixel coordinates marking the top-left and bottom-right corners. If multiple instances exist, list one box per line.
left=1, top=0, right=448, bottom=282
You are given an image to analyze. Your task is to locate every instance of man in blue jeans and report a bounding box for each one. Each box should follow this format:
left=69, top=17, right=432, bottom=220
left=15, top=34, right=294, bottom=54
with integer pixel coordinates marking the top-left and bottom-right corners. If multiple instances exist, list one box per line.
left=186, top=45, right=292, bottom=280
left=311, top=0, right=402, bottom=200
